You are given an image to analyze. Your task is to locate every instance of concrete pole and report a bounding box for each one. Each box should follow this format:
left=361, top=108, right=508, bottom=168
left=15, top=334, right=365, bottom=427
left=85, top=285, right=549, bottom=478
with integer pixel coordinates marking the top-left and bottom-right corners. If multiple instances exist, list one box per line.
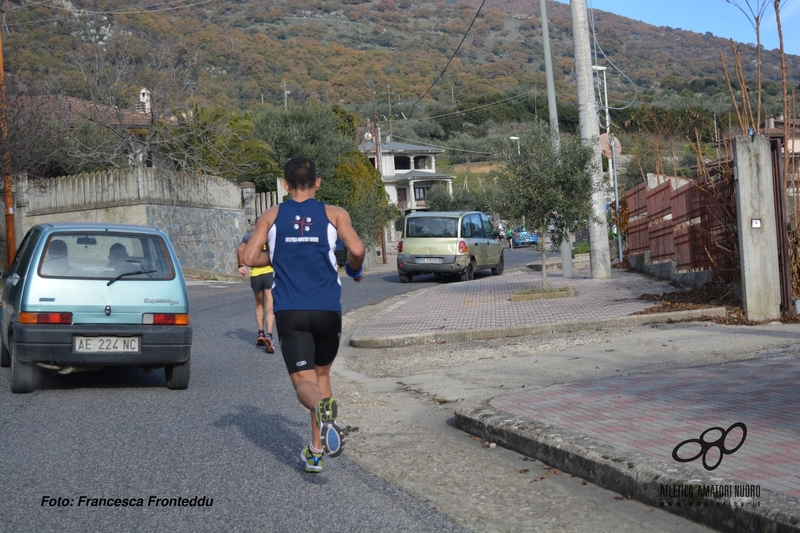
left=596, top=65, right=624, bottom=263
left=734, top=135, right=780, bottom=321
left=540, top=0, right=573, bottom=278
left=570, top=0, right=611, bottom=279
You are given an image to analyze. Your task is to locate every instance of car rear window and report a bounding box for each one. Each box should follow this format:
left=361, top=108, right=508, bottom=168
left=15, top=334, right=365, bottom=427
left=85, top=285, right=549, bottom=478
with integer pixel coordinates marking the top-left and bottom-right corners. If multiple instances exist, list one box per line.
left=38, top=232, right=175, bottom=280
left=406, top=217, right=458, bottom=238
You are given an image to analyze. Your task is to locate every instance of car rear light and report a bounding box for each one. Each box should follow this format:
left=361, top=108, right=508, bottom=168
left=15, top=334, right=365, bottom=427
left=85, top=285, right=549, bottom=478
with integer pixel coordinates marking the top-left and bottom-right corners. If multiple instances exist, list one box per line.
left=458, top=241, right=469, bottom=253
left=143, top=313, right=191, bottom=325
left=19, top=312, right=73, bottom=325
left=397, top=241, right=403, bottom=253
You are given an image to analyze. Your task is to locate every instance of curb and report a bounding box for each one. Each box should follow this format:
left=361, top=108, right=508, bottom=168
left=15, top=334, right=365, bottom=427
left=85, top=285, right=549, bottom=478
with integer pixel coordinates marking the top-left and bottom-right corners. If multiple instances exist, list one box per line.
left=349, top=307, right=728, bottom=348
left=182, top=267, right=244, bottom=282
left=455, top=402, right=800, bottom=533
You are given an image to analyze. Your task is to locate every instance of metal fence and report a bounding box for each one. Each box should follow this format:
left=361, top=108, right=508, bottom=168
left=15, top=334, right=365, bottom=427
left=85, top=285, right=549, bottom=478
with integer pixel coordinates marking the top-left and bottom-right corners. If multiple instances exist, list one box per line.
left=625, top=174, right=738, bottom=279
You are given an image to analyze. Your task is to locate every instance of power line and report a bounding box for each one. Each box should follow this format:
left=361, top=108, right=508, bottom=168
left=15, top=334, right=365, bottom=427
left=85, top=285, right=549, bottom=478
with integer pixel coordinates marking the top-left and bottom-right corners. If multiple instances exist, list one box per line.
left=587, top=0, right=638, bottom=112
left=407, top=90, right=536, bottom=123
left=408, top=0, right=486, bottom=117
left=391, top=135, right=492, bottom=155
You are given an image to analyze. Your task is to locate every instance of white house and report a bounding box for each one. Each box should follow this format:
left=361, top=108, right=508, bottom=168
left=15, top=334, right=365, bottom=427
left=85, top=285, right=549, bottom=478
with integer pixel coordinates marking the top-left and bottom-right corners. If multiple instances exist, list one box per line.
left=359, top=139, right=455, bottom=215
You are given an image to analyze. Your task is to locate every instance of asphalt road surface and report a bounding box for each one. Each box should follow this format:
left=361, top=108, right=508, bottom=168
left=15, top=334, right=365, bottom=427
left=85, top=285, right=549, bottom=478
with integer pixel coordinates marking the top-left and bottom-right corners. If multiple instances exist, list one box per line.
left=0, top=245, right=550, bottom=533
left=0, top=281, right=469, bottom=533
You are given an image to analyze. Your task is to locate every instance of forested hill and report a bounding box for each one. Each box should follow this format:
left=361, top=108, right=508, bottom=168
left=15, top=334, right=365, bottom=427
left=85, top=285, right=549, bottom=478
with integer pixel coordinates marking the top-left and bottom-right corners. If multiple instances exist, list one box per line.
left=4, top=0, right=798, bottom=117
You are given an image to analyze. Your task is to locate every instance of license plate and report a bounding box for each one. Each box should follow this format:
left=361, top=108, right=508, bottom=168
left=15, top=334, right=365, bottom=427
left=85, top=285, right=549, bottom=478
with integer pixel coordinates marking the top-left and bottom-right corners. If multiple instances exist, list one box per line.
left=417, top=257, right=442, bottom=264
left=74, top=336, right=140, bottom=353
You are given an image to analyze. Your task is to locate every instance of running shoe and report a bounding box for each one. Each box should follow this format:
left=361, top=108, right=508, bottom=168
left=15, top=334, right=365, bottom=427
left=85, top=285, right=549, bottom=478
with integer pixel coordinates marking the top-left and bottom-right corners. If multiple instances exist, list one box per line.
left=315, top=397, right=338, bottom=426
left=264, top=333, right=275, bottom=354
left=316, top=397, right=345, bottom=457
left=256, top=330, right=266, bottom=346
left=320, top=420, right=344, bottom=457
left=301, top=445, right=323, bottom=473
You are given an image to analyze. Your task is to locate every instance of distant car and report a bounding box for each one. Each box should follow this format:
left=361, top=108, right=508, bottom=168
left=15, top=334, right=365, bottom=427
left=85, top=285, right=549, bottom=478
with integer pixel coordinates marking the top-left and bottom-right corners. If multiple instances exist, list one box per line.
left=396, top=211, right=504, bottom=283
left=512, top=227, right=538, bottom=247
left=1, top=223, right=192, bottom=393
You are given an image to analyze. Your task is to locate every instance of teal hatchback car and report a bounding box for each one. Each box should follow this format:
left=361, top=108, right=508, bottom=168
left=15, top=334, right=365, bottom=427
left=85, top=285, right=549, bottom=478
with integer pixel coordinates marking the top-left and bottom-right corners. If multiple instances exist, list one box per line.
left=1, top=223, right=192, bottom=393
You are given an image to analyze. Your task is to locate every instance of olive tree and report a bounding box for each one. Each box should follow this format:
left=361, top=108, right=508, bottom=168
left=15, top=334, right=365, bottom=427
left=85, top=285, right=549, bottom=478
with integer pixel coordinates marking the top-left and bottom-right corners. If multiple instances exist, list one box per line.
left=492, top=121, right=598, bottom=287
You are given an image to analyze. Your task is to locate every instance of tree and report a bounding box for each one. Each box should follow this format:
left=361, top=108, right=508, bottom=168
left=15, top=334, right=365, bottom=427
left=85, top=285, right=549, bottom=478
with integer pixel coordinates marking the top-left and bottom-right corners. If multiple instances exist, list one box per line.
left=491, top=121, right=597, bottom=287
left=426, top=183, right=485, bottom=212
left=8, top=34, right=274, bottom=184
left=334, top=151, right=398, bottom=248
left=160, top=105, right=278, bottom=187
left=725, top=1, right=770, bottom=128
left=251, top=101, right=354, bottom=186
left=254, top=101, right=396, bottom=246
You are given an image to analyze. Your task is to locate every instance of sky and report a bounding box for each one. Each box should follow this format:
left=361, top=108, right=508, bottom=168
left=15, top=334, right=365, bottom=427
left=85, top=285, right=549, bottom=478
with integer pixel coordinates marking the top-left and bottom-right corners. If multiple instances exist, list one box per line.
left=553, top=0, right=800, bottom=57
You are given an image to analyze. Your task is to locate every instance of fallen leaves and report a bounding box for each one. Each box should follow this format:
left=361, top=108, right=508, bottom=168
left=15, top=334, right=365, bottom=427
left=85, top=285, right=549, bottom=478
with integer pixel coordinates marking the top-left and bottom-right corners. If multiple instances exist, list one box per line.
left=531, top=468, right=562, bottom=483
left=631, top=283, right=762, bottom=325
left=469, top=435, right=496, bottom=448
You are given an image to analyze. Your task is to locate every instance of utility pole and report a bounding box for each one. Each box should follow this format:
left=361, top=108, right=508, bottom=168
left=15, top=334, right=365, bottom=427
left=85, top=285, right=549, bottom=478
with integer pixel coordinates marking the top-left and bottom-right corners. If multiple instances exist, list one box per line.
left=371, top=88, right=387, bottom=263
left=283, top=82, right=289, bottom=110
left=0, top=17, right=15, bottom=269
left=571, top=0, right=611, bottom=279
left=594, top=65, right=623, bottom=265
left=540, top=0, right=573, bottom=277
left=386, top=84, right=393, bottom=141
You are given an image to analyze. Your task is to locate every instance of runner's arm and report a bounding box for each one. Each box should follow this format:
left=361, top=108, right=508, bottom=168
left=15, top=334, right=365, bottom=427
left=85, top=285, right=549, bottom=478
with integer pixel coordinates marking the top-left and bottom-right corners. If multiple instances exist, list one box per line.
left=326, top=205, right=365, bottom=274
left=236, top=242, right=249, bottom=275
left=242, top=208, right=277, bottom=267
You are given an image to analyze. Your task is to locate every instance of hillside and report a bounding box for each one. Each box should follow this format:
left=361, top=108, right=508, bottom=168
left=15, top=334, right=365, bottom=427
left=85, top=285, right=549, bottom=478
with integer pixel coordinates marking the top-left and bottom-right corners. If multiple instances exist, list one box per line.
left=4, top=0, right=797, bottom=125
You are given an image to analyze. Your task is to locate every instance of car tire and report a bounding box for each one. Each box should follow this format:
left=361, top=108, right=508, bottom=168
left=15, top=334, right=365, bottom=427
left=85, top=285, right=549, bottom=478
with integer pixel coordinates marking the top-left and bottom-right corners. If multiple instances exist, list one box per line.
left=165, top=357, right=191, bottom=390
left=1, top=339, right=10, bottom=368
left=460, top=262, right=475, bottom=282
left=399, top=273, right=413, bottom=283
left=491, top=253, right=505, bottom=276
left=10, top=340, right=36, bottom=394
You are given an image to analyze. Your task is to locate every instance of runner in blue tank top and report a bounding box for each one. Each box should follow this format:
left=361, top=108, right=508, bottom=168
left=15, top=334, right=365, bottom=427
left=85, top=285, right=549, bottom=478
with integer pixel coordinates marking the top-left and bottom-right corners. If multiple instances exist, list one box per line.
left=243, top=157, right=366, bottom=473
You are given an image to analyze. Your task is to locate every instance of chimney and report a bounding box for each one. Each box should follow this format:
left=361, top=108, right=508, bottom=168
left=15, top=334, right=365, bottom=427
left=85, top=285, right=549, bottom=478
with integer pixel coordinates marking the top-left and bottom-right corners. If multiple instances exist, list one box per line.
left=768, top=116, right=775, bottom=129
left=139, top=88, right=151, bottom=114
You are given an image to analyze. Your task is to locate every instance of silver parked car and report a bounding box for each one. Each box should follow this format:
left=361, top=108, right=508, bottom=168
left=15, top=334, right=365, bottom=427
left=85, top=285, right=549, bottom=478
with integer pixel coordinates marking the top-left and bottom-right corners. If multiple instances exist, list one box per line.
left=1, top=223, right=192, bottom=393
left=396, top=211, right=504, bottom=283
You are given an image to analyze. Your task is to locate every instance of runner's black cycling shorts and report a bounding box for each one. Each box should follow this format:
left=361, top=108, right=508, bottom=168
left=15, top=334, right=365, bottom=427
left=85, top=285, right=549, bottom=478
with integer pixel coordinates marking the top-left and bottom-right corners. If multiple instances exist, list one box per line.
left=275, top=310, right=342, bottom=374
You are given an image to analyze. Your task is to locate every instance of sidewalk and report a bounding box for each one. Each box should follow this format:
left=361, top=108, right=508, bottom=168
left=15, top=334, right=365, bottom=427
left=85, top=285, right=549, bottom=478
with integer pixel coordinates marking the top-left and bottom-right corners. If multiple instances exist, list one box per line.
left=351, top=250, right=800, bottom=532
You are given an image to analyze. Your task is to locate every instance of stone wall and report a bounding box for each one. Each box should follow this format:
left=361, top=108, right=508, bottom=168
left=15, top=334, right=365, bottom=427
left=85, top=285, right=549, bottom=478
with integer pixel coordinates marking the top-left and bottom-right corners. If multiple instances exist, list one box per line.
left=2, top=169, right=248, bottom=280
left=146, top=204, right=246, bottom=277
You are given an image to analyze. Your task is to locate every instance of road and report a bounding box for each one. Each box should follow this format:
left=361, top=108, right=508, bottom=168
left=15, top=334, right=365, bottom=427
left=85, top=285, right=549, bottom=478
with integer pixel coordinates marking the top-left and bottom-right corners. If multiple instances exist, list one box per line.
left=0, top=277, right=470, bottom=533
left=0, top=245, right=624, bottom=533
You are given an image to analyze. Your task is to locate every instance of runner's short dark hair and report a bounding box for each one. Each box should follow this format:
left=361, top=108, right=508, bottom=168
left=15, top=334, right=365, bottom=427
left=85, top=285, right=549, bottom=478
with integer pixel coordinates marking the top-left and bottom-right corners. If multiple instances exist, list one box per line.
left=284, top=157, right=318, bottom=190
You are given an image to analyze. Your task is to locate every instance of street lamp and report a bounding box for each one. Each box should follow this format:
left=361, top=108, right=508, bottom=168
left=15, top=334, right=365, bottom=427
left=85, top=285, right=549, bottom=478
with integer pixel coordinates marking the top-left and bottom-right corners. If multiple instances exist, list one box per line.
left=509, top=136, right=520, bottom=155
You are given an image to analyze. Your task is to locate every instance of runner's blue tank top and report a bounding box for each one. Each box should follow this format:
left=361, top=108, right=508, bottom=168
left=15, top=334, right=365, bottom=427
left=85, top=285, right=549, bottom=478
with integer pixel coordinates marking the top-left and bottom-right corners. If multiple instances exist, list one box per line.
left=267, top=198, right=341, bottom=312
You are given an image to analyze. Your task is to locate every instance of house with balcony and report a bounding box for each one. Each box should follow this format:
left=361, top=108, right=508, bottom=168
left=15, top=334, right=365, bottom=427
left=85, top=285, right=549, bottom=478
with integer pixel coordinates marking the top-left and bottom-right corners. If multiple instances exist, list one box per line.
left=359, top=139, right=455, bottom=214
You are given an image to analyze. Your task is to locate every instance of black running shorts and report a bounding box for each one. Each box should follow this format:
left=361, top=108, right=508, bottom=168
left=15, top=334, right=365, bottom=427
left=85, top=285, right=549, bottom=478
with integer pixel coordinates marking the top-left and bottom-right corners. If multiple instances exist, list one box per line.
left=250, top=272, right=274, bottom=293
left=275, top=310, right=342, bottom=374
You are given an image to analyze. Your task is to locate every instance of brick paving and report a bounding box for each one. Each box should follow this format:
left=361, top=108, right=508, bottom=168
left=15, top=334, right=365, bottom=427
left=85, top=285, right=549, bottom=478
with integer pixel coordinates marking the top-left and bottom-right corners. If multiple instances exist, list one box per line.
left=358, top=255, right=800, bottom=521
left=355, top=266, right=673, bottom=339
left=491, top=355, right=800, bottom=501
